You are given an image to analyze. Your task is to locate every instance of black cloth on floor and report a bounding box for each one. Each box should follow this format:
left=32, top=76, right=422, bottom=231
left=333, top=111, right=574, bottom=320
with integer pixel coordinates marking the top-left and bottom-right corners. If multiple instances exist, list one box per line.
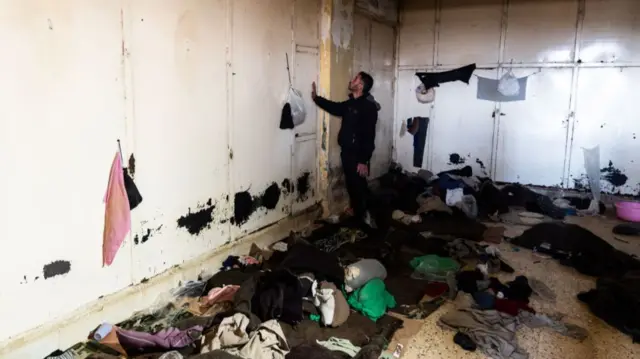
left=191, top=351, right=243, bottom=359
left=204, top=269, right=254, bottom=293
left=407, top=117, right=429, bottom=168
left=505, top=276, right=533, bottom=302
left=252, top=269, right=304, bottom=325
left=500, top=184, right=565, bottom=219
left=512, top=222, right=640, bottom=277
left=613, top=223, right=640, bottom=236
left=231, top=272, right=263, bottom=331
left=563, top=196, right=606, bottom=214
left=454, top=332, right=477, bottom=351
left=285, top=344, right=351, bottom=359
left=437, top=165, right=472, bottom=178
left=123, top=168, right=143, bottom=210
left=353, top=335, right=387, bottom=359
left=416, top=64, right=476, bottom=90
left=456, top=270, right=485, bottom=293
left=475, top=180, right=509, bottom=217
left=578, top=271, right=640, bottom=342
left=342, top=150, right=372, bottom=220
left=279, top=242, right=345, bottom=286
left=393, top=211, right=487, bottom=241
left=280, top=103, right=294, bottom=129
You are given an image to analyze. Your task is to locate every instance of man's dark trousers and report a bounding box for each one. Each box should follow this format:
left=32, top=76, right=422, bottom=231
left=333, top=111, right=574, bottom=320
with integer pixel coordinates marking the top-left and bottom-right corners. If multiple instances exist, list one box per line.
left=341, top=151, right=370, bottom=219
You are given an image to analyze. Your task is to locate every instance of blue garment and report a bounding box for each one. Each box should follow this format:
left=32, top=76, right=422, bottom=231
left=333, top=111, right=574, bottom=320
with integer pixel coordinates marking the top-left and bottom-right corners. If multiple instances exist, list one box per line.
left=407, top=117, right=429, bottom=168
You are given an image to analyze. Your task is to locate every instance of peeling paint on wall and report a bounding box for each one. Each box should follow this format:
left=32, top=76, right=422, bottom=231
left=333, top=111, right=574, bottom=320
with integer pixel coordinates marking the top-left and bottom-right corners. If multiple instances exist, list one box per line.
left=331, top=0, right=354, bottom=49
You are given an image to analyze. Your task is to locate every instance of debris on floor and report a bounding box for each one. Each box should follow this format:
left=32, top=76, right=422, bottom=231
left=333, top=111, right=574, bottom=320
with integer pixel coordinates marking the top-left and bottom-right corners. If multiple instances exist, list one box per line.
left=46, top=163, right=640, bottom=359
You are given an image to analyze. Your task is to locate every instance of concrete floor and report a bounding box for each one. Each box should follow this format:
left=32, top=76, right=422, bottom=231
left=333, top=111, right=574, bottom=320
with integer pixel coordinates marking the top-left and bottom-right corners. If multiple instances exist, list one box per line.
left=392, top=214, right=640, bottom=359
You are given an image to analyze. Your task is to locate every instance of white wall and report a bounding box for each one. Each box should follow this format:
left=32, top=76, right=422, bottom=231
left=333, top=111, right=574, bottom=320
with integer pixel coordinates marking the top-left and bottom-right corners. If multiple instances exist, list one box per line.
left=0, top=0, right=320, bottom=344
left=395, top=0, right=640, bottom=194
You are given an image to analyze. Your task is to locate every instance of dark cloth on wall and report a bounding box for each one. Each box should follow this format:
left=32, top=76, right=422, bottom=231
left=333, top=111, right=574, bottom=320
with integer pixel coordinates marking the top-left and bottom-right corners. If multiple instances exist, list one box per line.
left=252, top=269, right=304, bottom=325
left=342, top=151, right=372, bottom=219
left=123, top=168, right=143, bottom=210
left=416, top=64, right=476, bottom=90
left=407, top=117, right=429, bottom=168
left=313, top=93, right=380, bottom=164
left=280, top=103, right=294, bottom=129
left=577, top=271, right=640, bottom=342
left=279, top=243, right=345, bottom=287
left=512, top=222, right=640, bottom=277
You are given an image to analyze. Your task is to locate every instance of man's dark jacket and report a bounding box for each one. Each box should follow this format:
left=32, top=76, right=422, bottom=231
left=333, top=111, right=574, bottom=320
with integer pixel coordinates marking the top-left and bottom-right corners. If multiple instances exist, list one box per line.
left=313, top=93, right=381, bottom=164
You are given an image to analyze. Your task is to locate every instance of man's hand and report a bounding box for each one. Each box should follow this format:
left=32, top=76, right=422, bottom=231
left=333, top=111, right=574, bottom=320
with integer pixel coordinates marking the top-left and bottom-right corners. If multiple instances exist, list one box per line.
left=311, top=82, right=317, bottom=99
left=357, top=163, right=369, bottom=177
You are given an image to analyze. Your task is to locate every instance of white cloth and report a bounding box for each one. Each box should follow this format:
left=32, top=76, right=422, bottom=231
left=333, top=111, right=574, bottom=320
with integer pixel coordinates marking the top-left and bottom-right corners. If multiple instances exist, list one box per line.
left=446, top=188, right=464, bottom=206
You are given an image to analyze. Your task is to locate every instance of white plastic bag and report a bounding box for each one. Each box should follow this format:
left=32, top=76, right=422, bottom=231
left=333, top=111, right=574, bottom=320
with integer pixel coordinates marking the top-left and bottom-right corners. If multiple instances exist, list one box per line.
left=415, top=83, right=435, bottom=104
left=287, top=87, right=307, bottom=127
left=582, top=146, right=601, bottom=214
left=497, top=70, right=520, bottom=97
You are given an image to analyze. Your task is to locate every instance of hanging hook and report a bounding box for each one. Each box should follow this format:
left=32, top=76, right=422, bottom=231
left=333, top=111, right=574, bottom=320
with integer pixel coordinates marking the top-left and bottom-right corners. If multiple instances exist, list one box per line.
left=285, top=53, right=292, bottom=87
left=117, top=139, right=124, bottom=164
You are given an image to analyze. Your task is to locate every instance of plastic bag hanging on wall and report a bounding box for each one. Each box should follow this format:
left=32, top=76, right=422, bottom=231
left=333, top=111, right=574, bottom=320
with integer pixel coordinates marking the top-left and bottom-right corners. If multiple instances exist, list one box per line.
left=415, top=83, right=435, bottom=104
left=279, top=53, right=306, bottom=129
left=497, top=70, right=520, bottom=97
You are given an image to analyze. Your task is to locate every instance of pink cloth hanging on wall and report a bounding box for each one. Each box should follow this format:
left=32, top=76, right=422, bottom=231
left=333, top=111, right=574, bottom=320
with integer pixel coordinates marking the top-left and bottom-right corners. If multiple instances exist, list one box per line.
left=102, top=153, right=131, bottom=266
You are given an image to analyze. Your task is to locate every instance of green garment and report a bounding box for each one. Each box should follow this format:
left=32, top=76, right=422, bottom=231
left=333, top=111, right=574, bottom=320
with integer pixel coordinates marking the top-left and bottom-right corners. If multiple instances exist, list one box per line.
left=309, top=314, right=321, bottom=323
left=347, top=278, right=396, bottom=321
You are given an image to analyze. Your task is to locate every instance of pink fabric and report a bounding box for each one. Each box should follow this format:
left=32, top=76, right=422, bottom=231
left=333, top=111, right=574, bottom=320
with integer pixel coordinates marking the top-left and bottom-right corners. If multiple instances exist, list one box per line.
left=203, top=285, right=241, bottom=306
left=102, top=153, right=131, bottom=266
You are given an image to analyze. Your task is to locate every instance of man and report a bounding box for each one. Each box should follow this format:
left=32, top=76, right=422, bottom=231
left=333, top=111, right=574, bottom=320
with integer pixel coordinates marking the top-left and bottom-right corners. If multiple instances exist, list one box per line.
left=312, top=72, right=380, bottom=227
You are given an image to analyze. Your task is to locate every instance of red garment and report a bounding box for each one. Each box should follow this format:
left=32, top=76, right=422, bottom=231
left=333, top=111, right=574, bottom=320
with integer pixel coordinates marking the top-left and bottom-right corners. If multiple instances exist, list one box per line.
left=102, top=153, right=131, bottom=266
left=494, top=298, right=534, bottom=316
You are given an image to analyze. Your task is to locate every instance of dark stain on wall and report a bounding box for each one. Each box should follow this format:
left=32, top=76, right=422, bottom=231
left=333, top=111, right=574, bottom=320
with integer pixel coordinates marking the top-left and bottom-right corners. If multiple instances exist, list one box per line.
left=281, top=179, right=293, bottom=195
left=448, top=153, right=466, bottom=165
left=601, top=160, right=628, bottom=187
left=128, top=154, right=136, bottom=177
left=232, top=182, right=284, bottom=226
left=296, top=172, right=311, bottom=201
left=233, top=191, right=254, bottom=226
left=43, top=260, right=71, bottom=279
left=475, top=158, right=486, bottom=171
left=262, top=182, right=281, bottom=210
left=134, top=224, right=163, bottom=245
left=177, top=199, right=215, bottom=235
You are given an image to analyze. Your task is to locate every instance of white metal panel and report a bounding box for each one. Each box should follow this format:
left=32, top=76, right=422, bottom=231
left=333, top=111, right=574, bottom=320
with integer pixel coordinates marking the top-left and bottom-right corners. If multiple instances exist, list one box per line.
left=398, top=0, right=436, bottom=67
left=569, top=68, right=640, bottom=194
left=429, top=70, right=497, bottom=176
left=128, top=0, right=230, bottom=281
left=504, top=0, right=578, bottom=63
left=581, top=0, right=640, bottom=63
left=369, top=20, right=395, bottom=178
left=293, top=51, right=319, bottom=136
left=496, top=69, right=573, bottom=186
left=353, top=14, right=372, bottom=74
left=294, top=0, right=319, bottom=47
left=0, top=0, right=128, bottom=342
left=438, top=0, right=502, bottom=66
left=231, top=0, right=294, bottom=236
left=394, top=70, right=433, bottom=171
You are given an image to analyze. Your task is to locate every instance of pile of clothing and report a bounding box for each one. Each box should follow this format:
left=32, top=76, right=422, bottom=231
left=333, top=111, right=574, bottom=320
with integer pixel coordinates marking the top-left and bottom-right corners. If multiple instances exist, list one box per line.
left=46, top=226, right=404, bottom=359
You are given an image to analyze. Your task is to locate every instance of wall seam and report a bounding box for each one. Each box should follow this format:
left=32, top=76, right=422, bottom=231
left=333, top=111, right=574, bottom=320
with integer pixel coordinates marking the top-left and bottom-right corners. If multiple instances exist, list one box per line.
left=563, top=0, right=586, bottom=188
left=225, top=0, right=234, bottom=242
left=491, top=0, right=509, bottom=180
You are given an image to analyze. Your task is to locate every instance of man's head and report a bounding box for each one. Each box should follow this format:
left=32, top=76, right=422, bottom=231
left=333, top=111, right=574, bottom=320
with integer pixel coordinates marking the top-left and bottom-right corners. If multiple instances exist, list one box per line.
left=348, top=71, right=374, bottom=96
